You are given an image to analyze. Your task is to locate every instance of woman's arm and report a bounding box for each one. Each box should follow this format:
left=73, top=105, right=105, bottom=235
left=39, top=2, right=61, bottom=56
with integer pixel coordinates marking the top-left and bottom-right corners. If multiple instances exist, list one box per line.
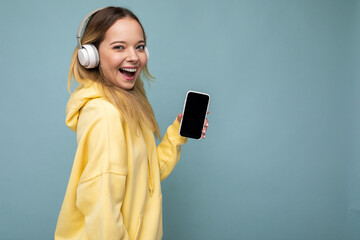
left=157, top=113, right=209, bottom=181
left=75, top=99, right=130, bottom=240
left=157, top=117, right=188, bottom=181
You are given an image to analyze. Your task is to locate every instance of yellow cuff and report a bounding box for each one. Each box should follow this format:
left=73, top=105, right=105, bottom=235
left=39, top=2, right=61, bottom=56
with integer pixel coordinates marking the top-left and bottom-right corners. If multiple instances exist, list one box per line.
left=169, top=119, right=188, bottom=144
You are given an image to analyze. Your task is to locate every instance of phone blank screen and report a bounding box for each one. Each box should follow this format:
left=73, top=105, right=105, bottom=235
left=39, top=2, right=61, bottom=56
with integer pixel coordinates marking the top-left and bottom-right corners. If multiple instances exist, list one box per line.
left=180, top=92, right=209, bottom=139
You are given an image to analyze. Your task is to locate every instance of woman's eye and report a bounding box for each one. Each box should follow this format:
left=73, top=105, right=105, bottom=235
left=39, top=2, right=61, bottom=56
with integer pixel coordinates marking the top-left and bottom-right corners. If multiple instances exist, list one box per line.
left=113, top=46, right=124, bottom=50
left=137, top=45, right=145, bottom=50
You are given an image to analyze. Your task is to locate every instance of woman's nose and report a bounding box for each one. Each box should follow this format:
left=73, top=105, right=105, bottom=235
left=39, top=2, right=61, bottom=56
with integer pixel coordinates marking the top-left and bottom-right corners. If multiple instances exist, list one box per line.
left=126, top=48, right=139, bottom=62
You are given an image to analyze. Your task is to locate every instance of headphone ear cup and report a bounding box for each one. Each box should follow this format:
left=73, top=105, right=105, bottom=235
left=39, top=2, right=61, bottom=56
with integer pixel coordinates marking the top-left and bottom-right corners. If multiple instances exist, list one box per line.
left=77, top=44, right=99, bottom=68
left=145, top=46, right=149, bottom=59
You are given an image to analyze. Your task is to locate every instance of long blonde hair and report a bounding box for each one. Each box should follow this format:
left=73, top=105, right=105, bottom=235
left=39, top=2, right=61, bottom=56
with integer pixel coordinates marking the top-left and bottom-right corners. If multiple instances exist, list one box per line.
left=68, top=7, right=160, bottom=139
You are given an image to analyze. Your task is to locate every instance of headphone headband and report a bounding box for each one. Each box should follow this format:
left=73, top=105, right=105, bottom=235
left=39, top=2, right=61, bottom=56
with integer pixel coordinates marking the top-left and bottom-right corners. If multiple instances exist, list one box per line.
left=76, top=7, right=106, bottom=49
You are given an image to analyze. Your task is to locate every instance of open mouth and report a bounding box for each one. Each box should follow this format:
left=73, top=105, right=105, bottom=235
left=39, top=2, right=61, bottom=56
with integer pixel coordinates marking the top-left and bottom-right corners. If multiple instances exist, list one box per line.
left=119, top=67, right=137, bottom=80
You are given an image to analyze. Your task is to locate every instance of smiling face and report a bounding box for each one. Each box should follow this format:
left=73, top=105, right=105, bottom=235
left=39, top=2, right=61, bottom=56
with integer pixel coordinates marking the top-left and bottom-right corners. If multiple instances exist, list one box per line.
left=98, top=18, right=147, bottom=90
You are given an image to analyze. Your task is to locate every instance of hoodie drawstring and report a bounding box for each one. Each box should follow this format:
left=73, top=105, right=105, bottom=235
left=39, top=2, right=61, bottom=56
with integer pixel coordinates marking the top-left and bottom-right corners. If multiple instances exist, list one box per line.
left=147, top=156, right=154, bottom=196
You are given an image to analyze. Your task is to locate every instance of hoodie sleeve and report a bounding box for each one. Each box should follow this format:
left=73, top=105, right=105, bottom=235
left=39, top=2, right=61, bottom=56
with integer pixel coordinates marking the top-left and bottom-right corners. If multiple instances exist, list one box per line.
left=75, top=99, right=130, bottom=240
left=157, top=119, right=188, bottom=181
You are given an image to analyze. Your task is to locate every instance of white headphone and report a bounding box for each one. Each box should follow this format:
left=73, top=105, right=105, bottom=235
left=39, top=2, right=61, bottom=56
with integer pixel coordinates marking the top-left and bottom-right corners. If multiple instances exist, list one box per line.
left=76, top=7, right=149, bottom=69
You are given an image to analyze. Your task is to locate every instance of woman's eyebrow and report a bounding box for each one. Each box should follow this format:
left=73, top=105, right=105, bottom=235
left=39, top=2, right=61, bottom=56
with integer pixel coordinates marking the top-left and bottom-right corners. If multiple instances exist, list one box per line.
left=110, top=40, right=145, bottom=45
left=110, top=41, right=126, bottom=45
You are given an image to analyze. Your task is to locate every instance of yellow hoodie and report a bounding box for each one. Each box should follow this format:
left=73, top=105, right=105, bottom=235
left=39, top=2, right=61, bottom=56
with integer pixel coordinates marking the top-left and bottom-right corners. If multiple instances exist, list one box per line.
left=55, top=83, right=187, bottom=240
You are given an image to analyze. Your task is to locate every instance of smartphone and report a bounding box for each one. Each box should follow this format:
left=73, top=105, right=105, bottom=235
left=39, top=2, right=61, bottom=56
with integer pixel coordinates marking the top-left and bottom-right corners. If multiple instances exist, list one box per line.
left=179, top=91, right=210, bottom=139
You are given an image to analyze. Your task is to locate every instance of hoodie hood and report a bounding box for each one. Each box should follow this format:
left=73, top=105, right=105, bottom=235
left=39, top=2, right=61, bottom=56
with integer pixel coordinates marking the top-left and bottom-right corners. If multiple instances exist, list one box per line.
left=65, top=82, right=162, bottom=196
left=66, top=83, right=103, bottom=132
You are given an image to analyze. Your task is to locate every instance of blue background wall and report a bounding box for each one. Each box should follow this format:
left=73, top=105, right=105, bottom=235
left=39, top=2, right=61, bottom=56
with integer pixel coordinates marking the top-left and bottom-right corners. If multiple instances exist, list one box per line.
left=0, top=0, right=359, bottom=239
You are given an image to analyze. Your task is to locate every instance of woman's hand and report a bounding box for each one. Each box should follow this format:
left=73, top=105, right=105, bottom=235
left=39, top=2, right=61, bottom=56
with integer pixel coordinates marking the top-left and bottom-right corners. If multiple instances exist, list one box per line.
left=177, top=112, right=210, bottom=139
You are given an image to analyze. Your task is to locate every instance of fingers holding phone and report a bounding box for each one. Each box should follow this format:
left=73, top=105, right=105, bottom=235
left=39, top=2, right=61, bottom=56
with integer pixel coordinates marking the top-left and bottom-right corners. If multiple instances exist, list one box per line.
left=202, top=112, right=210, bottom=139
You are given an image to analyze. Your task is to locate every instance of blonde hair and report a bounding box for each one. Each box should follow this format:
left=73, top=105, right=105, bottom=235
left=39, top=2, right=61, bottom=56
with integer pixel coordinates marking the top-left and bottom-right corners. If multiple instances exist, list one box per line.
left=68, top=7, right=160, bottom=139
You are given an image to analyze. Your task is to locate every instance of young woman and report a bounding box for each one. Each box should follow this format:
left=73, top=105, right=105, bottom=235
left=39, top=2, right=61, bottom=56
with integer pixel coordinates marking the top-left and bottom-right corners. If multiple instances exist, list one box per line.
left=55, top=6, right=208, bottom=240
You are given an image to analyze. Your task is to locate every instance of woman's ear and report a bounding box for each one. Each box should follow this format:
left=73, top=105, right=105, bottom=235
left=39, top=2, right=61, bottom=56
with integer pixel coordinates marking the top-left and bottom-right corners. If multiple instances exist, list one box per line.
left=145, top=47, right=149, bottom=59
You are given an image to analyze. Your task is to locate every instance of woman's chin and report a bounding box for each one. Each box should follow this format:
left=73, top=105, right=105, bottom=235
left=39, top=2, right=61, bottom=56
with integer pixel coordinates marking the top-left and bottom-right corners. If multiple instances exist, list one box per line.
left=116, top=81, right=136, bottom=90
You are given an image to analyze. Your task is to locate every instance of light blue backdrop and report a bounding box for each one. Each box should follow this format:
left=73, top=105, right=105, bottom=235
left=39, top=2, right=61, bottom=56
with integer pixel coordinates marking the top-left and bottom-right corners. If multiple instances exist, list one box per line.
left=0, top=0, right=359, bottom=239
